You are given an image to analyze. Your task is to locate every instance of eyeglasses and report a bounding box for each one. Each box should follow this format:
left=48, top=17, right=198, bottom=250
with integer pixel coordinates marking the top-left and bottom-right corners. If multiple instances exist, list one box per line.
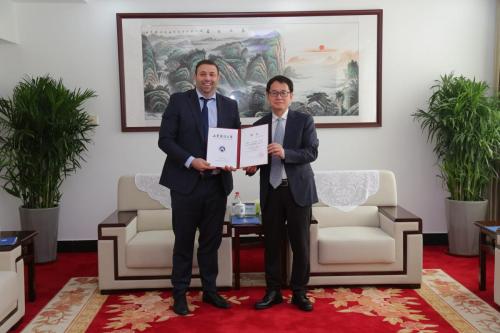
left=268, top=90, right=291, bottom=98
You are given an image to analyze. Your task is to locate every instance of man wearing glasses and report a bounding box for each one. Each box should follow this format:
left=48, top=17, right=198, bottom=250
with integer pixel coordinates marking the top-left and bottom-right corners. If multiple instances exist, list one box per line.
left=245, top=75, right=319, bottom=311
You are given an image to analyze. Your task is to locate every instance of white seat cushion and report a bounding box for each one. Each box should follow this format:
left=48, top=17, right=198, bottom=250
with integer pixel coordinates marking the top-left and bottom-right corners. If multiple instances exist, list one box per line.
left=0, top=271, right=18, bottom=319
left=318, top=226, right=395, bottom=264
left=126, top=230, right=200, bottom=268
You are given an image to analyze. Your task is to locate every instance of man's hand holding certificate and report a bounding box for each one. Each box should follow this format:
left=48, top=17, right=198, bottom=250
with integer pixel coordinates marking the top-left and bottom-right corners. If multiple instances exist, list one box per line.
left=206, top=124, right=268, bottom=169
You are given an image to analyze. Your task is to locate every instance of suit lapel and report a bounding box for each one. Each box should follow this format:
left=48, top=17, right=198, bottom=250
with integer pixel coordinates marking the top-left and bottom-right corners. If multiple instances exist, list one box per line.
left=263, top=114, right=273, bottom=144
left=264, top=114, right=273, bottom=165
left=187, top=89, right=205, bottom=141
left=216, top=93, right=224, bottom=128
left=283, top=110, right=295, bottom=149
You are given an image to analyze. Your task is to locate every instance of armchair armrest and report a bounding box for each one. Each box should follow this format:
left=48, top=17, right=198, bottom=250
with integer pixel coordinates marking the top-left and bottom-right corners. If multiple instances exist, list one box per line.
left=98, top=210, right=140, bottom=246
left=99, top=210, right=137, bottom=227
left=378, top=206, right=422, bottom=236
left=310, top=215, right=319, bottom=250
left=379, top=206, right=422, bottom=224
left=0, top=244, right=22, bottom=271
left=223, top=221, right=231, bottom=237
left=98, top=210, right=137, bottom=238
left=310, top=213, right=318, bottom=236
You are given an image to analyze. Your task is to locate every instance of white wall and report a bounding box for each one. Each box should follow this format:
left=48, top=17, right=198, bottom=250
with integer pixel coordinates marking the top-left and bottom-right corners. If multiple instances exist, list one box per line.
left=0, top=0, right=18, bottom=43
left=0, top=0, right=496, bottom=239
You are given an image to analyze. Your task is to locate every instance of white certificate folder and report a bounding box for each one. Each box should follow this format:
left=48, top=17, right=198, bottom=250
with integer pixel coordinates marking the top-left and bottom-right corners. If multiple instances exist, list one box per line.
left=206, top=124, right=268, bottom=169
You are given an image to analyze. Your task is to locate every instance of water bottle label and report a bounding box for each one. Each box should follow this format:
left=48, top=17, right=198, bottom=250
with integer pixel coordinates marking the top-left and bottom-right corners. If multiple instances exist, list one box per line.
left=234, top=203, right=245, bottom=217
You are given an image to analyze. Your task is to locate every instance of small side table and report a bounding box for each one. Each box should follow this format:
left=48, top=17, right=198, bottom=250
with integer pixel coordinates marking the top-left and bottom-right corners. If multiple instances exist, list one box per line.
left=473, top=221, right=499, bottom=291
left=230, top=216, right=288, bottom=289
left=0, top=230, right=38, bottom=301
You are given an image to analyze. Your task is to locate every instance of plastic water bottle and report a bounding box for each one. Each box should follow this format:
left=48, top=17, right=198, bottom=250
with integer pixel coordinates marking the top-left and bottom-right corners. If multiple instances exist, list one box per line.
left=232, top=192, right=245, bottom=217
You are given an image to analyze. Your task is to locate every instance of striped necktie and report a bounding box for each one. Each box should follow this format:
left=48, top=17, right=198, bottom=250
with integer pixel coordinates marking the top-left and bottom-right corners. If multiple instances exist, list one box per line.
left=269, top=118, right=285, bottom=189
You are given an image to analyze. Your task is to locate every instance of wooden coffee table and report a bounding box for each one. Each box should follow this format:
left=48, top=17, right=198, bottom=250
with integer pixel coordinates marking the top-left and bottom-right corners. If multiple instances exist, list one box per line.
left=473, top=220, right=499, bottom=291
left=0, top=230, right=38, bottom=301
left=230, top=216, right=288, bottom=289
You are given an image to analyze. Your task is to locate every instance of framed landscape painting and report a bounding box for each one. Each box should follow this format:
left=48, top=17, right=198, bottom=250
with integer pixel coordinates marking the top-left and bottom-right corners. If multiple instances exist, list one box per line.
left=117, top=10, right=382, bottom=131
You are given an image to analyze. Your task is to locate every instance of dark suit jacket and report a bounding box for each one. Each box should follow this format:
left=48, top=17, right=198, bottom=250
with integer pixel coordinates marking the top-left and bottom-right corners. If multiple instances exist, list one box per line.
left=254, top=110, right=319, bottom=209
left=158, top=89, right=241, bottom=195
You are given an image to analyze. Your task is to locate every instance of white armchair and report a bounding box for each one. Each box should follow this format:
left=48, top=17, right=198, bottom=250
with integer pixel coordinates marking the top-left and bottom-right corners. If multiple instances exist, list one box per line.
left=98, top=175, right=233, bottom=293
left=0, top=243, right=25, bottom=333
left=295, top=170, right=422, bottom=287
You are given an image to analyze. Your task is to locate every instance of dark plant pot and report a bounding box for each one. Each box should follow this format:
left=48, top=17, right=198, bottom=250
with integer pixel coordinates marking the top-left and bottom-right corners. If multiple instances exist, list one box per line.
left=19, top=206, right=59, bottom=263
left=445, top=199, right=488, bottom=256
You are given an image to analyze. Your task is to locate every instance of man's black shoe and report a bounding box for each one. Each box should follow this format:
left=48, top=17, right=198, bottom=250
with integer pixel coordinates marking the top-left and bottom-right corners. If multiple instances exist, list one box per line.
left=173, top=295, right=189, bottom=316
left=291, top=293, right=313, bottom=312
left=254, top=290, right=283, bottom=310
left=202, top=292, right=231, bottom=309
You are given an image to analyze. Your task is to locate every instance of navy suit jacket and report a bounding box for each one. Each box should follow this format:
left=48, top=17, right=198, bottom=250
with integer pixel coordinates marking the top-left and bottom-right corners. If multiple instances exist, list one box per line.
left=158, top=89, right=241, bottom=195
left=254, top=110, right=319, bottom=209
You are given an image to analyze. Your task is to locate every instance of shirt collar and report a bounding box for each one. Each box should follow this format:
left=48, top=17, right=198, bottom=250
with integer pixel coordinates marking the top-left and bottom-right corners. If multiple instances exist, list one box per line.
left=272, top=109, right=289, bottom=122
left=196, top=89, right=216, bottom=101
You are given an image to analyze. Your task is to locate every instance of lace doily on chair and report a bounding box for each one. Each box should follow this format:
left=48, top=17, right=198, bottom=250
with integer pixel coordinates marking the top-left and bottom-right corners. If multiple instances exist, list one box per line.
left=134, top=174, right=171, bottom=208
left=314, top=170, right=380, bottom=212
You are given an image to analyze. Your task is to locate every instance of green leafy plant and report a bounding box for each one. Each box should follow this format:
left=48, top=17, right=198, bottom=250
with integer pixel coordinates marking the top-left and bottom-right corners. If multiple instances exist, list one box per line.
left=413, top=73, right=500, bottom=201
left=0, top=75, right=96, bottom=208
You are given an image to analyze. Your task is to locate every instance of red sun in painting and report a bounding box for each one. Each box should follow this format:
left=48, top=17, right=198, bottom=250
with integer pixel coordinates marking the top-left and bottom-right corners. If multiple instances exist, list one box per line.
left=306, top=45, right=335, bottom=53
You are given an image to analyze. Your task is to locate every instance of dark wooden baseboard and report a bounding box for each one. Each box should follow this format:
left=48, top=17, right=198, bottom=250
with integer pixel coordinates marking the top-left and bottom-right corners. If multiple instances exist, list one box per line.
left=57, top=233, right=448, bottom=253
left=423, top=233, right=448, bottom=245
left=58, top=240, right=97, bottom=252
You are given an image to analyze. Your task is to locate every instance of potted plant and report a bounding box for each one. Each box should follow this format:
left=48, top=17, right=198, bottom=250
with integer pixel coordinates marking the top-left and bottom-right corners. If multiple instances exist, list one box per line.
left=0, top=75, right=96, bottom=263
left=413, top=73, right=500, bottom=255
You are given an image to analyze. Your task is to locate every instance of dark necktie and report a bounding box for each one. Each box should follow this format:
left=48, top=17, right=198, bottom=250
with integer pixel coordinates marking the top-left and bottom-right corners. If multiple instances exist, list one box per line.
left=200, top=97, right=210, bottom=140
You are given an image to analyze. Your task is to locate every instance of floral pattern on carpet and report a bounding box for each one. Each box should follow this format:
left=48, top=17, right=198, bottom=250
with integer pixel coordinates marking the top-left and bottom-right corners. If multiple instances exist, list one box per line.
left=104, top=291, right=249, bottom=332
left=422, top=269, right=500, bottom=333
left=21, top=277, right=99, bottom=333
left=307, top=287, right=438, bottom=333
left=21, top=270, right=500, bottom=333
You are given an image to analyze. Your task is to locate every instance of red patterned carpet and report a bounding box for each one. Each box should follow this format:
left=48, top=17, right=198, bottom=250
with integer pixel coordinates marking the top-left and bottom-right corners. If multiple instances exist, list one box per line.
left=10, top=245, right=499, bottom=333
left=27, top=277, right=470, bottom=332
